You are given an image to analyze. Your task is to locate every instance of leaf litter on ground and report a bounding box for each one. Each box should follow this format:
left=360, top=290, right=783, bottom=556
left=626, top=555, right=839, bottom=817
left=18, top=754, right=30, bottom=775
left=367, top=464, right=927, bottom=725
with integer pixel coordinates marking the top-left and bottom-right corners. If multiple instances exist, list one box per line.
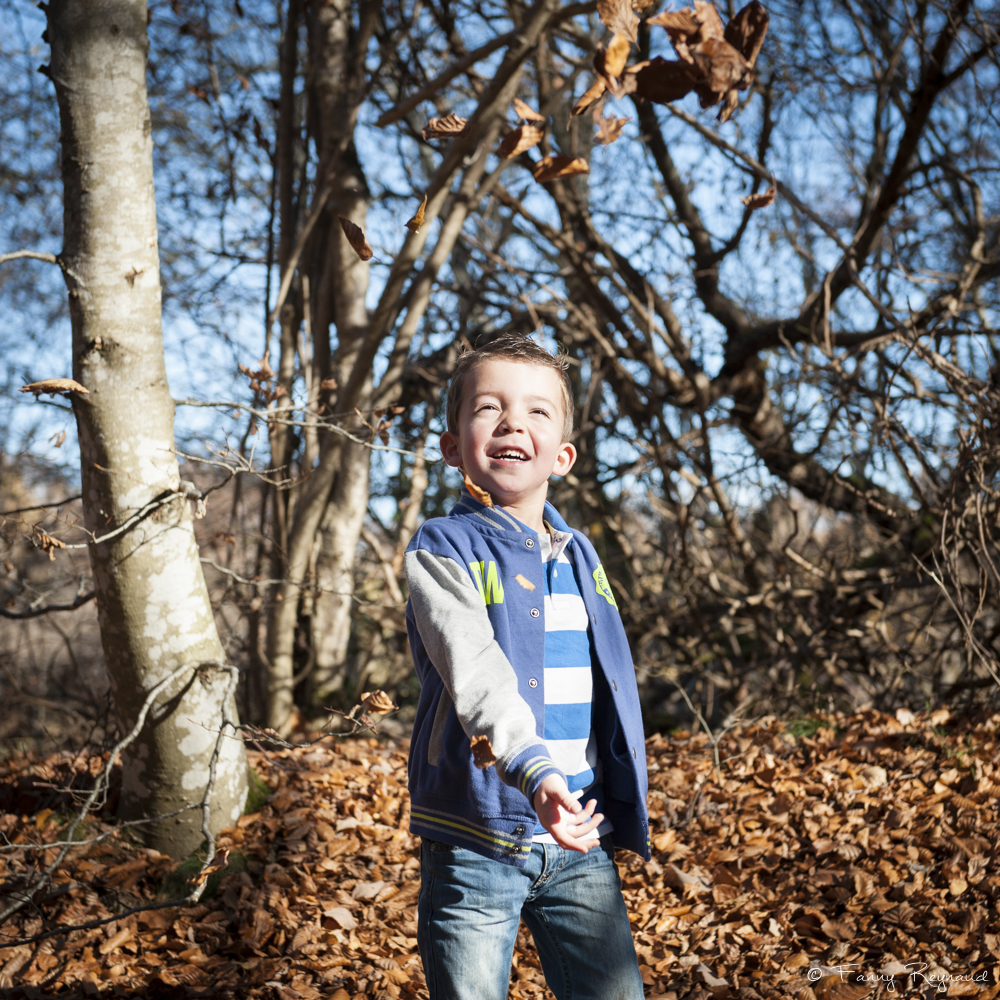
left=1, top=709, right=998, bottom=998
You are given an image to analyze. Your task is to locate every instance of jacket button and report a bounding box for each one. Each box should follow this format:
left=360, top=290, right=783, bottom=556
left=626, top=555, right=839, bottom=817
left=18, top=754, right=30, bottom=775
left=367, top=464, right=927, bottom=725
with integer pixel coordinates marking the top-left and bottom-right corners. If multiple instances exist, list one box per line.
left=528, top=678, right=537, bottom=688
left=530, top=608, right=540, bottom=617
left=612, top=680, right=618, bottom=692
left=525, top=537, right=535, bottom=548
left=515, top=824, right=526, bottom=835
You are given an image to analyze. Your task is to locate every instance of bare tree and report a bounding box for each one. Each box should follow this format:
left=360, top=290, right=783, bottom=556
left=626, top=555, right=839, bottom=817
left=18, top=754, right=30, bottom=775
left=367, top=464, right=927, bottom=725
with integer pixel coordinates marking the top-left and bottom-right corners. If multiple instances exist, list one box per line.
left=30, top=0, right=248, bottom=856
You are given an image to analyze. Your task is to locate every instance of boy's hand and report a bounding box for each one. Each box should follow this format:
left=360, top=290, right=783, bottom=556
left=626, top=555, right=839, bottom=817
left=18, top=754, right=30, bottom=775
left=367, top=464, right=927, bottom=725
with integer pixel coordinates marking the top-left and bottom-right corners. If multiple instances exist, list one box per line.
left=532, top=774, right=603, bottom=853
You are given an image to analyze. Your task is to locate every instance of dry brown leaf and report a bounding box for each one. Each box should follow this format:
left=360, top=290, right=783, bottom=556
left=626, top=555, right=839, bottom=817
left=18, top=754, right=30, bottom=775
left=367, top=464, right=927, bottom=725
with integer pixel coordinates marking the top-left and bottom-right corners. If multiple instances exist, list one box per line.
left=470, top=734, right=497, bottom=769
left=571, top=76, right=608, bottom=116
left=405, top=193, right=427, bottom=233
left=597, top=0, right=640, bottom=42
left=514, top=573, right=536, bottom=592
left=498, top=124, right=545, bottom=159
left=724, top=0, right=769, bottom=67
left=463, top=471, right=494, bottom=506
left=740, top=182, right=776, bottom=209
left=19, top=378, right=89, bottom=397
left=595, top=115, right=630, bottom=144
left=533, top=154, right=590, bottom=183
left=320, top=376, right=338, bottom=391
left=513, top=97, right=546, bottom=122
left=361, top=689, right=395, bottom=714
left=646, top=8, right=700, bottom=35
left=604, top=33, right=632, bottom=78
left=421, top=113, right=469, bottom=140
left=689, top=36, right=753, bottom=95
left=813, top=973, right=873, bottom=1000
left=49, top=429, right=67, bottom=448
left=191, top=848, right=230, bottom=887
left=631, top=57, right=698, bottom=104
left=338, top=216, right=373, bottom=261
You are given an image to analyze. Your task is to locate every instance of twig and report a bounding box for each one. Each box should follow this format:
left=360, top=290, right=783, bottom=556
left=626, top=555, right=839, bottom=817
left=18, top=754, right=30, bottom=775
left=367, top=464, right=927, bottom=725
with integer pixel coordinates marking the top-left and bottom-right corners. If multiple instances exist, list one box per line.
left=0, top=495, right=82, bottom=516
left=0, top=250, right=60, bottom=266
left=0, top=592, right=95, bottom=620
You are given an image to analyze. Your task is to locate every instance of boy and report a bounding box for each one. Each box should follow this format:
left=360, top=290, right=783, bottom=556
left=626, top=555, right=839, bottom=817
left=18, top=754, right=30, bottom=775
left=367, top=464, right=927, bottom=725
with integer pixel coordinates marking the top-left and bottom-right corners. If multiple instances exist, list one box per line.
left=404, top=335, right=649, bottom=1000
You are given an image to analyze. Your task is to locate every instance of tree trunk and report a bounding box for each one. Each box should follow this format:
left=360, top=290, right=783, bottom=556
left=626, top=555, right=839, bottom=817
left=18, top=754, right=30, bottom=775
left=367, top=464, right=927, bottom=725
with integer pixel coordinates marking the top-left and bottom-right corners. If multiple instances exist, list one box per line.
left=48, top=0, right=248, bottom=858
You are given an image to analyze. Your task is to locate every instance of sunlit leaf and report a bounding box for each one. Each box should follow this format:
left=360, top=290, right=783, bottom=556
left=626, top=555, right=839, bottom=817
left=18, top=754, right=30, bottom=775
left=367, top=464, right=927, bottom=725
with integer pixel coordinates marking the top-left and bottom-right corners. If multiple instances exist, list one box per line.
left=597, top=0, right=639, bottom=43
left=595, top=115, right=630, bottom=145
left=512, top=97, right=546, bottom=122
left=19, top=378, right=89, bottom=397
left=740, top=182, right=776, bottom=209
left=498, top=124, right=544, bottom=159
left=338, top=215, right=373, bottom=261
left=571, top=77, right=608, bottom=116
left=532, top=154, right=590, bottom=183
left=405, top=193, right=427, bottom=233
left=421, top=113, right=469, bottom=140
left=725, top=0, right=769, bottom=67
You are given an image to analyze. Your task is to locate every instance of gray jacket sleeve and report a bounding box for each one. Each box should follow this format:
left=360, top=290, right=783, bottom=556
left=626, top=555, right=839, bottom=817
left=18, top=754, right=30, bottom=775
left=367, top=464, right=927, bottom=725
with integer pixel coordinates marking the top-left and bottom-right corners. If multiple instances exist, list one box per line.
left=405, top=546, right=563, bottom=798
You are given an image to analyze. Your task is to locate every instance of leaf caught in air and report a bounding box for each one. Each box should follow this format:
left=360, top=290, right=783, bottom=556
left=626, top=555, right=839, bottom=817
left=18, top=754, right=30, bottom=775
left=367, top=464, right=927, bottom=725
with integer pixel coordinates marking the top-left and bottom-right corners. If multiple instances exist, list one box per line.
left=740, top=182, right=776, bottom=209
left=320, top=376, right=338, bottom=391
left=463, top=472, right=494, bottom=507
left=514, top=573, right=536, bottom=592
left=405, top=193, right=428, bottom=233
left=338, top=216, right=373, bottom=261
left=19, top=378, right=89, bottom=397
left=689, top=36, right=753, bottom=96
left=725, top=0, right=769, bottom=67
left=513, top=97, right=546, bottom=122
left=49, top=429, right=67, bottom=448
left=603, top=33, right=631, bottom=79
left=597, top=0, right=639, bottom=43
left=498, top=124, right=544, bottom=159
left=631, top=57, right=698, bottom=104
left=191, top=849, right=230, bottom=887
left=595, top=115, right=630, bottom=145
left=361, top=689, right=395, bottom=714
left=470, top=735, right=497, bottom=769
left=421, top=113, right=469, bottom=140
left=533, top=154, right=590, bottom=183
left=571, top=76, right=608, bottom=116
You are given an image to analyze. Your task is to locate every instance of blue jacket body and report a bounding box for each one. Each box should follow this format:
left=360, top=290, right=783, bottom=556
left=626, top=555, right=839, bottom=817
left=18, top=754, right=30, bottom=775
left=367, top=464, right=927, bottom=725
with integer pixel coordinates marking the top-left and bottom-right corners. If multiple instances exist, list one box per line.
left=404, top=490, right=650, bottom=866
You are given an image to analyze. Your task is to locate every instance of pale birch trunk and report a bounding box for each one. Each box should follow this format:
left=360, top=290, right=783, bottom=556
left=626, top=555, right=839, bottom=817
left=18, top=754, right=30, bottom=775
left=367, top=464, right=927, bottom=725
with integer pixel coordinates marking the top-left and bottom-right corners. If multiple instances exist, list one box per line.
left=48, top=0, right=248, bottom=857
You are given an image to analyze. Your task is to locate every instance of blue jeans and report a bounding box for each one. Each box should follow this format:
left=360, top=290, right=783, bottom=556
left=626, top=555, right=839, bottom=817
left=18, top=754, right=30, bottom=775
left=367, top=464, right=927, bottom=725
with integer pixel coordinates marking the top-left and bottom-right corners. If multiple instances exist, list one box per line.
left=417, top=835, right=644, bottom=1000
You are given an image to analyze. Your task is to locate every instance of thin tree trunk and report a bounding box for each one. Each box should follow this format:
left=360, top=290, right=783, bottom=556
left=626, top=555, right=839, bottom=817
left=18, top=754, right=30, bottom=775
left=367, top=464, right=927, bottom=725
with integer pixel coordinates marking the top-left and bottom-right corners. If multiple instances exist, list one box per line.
left=48, top=0, right=247, bottom=858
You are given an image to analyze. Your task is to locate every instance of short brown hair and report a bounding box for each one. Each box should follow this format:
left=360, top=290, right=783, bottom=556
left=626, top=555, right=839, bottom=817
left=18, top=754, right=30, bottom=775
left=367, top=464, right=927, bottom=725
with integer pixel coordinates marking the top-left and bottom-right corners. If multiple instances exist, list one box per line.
left=446, top=335, right=575, bottom=441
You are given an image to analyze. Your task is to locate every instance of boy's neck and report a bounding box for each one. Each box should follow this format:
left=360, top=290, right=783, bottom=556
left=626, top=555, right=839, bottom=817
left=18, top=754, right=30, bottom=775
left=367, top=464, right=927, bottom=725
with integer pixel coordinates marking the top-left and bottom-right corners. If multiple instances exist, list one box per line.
left=498, top=497, right=547, bottom=534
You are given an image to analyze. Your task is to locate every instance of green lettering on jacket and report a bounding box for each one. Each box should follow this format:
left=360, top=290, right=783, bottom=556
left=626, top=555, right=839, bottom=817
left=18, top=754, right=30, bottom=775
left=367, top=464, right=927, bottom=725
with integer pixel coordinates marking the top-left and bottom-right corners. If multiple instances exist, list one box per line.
left=469, top=560, right=505, bottom=604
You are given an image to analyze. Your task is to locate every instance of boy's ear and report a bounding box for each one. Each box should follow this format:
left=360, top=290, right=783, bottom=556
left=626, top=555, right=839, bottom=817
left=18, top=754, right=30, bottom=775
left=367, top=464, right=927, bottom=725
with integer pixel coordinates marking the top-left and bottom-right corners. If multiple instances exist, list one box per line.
left=440, top=431, right=464, bottom=468
left=551, top=441, right=577, bottom=477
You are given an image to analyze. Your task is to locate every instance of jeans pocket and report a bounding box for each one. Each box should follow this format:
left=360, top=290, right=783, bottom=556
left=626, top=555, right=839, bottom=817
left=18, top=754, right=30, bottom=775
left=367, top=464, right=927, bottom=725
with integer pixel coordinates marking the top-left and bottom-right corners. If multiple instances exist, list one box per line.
left=426, top=838, right=457, bottom=854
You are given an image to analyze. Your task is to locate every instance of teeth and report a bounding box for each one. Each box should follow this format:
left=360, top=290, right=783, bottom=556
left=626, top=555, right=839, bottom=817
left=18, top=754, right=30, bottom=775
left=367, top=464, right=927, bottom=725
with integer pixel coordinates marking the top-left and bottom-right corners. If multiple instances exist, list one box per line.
left=494, top=451, right=527, bottom=460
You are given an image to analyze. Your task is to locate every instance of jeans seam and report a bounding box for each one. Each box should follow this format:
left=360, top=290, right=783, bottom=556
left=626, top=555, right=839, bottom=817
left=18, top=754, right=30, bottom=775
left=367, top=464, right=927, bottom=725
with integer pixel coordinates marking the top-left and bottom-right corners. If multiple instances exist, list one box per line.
left=419, top=866, right=438, bottom=997
left=533, top=906, right=573, bottom=999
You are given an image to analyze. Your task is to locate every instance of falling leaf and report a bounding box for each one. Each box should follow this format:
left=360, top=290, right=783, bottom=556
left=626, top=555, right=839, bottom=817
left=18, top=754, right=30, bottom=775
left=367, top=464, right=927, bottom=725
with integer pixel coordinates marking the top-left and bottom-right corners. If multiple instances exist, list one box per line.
left=463, top=471, right=494, bottom=506
left=49, top=429, right=67, bottom=448
left=603, top=33, right=632, bottom=79
left=689, top=36, right=753, bottom=96
left=597, top=0, right=640, bottom=43
left=595, top=115, right=630, bottom=144
left=421, top=113, right=469, bottom=140
left=514, top=573, right=536, bottom=592
left=533, top=154, right=590, bottom=183
left=239, top=350, right=276, bottom=383
left=338, top=216, right=373, bottom=261
left=235, top=73, right=251, bottom=90
left=319, top=376, right=338, bottom=391
left=498, top=124, right=544, bottom=159
left=191, top=849, right=230, bottom=887
left=571, top=76, right=608, bottom=116
left=35, top=530, right=66, bottom=561
left=361, top=689, right=395, bottom=714
left=19, top=378, right=89, bottom=397
left=513, top=97, right=546, bottom=122
left=740, top=182, right=776, bottom=209
left=470, top=734, right=497, bottom=769
left=725, top=0, right=769, bottom=67
left=405, top=193, right=427, bottom=233
left=631, top=57, right=698, bottom=104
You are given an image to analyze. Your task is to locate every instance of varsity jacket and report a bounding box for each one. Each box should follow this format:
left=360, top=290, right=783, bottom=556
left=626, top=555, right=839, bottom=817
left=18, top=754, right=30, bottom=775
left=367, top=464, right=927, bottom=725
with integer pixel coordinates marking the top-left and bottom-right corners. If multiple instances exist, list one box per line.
left=404, top=489, right=650, bottom=866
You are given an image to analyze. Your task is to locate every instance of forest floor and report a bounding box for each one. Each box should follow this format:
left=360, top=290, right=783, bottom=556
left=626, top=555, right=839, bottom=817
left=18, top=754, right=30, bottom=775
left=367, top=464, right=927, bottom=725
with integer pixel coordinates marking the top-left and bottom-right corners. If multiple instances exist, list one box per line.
left=0, top=709, right=998, bottom=1000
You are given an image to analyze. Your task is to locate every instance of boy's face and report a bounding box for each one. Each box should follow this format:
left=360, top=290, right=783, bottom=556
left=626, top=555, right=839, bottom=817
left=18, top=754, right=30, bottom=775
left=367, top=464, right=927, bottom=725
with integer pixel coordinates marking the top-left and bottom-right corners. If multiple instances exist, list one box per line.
left=441, top=358, right=577, bottom=511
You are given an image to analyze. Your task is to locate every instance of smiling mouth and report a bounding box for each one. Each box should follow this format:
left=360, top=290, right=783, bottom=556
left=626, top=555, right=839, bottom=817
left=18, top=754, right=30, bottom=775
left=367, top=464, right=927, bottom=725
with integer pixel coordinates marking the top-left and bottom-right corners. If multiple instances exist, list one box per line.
left=490, top=449, right=530, bottom=462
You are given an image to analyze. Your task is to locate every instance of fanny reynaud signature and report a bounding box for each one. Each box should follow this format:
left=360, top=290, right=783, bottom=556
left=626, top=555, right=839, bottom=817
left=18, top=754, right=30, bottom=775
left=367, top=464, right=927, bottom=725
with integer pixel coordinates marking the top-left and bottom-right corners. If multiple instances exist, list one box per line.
left=807, top=962, right=991, bottom=993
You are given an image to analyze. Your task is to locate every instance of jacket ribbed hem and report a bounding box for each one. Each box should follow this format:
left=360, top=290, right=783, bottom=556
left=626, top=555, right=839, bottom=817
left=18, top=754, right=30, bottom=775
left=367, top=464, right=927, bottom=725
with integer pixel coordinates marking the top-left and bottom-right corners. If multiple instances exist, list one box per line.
left=409, top=803, right=536, bottom=865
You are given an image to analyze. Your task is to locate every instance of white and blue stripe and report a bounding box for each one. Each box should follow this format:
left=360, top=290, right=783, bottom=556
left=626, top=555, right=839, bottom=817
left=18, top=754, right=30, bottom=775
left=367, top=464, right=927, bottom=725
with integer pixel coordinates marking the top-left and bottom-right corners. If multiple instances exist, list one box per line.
left=533, top=528, right=610, bottom=843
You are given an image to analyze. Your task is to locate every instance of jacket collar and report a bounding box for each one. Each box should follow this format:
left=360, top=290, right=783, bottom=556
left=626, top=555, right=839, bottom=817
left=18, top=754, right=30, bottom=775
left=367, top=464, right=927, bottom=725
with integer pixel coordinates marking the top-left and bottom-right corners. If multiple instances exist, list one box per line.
left=451, top=487, right=572, bottom=535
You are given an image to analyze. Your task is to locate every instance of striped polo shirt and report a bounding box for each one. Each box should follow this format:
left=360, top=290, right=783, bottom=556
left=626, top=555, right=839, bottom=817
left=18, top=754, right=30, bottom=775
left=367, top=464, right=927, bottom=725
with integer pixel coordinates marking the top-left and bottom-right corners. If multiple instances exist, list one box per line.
left=533, top=527, right=611, bottom=843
